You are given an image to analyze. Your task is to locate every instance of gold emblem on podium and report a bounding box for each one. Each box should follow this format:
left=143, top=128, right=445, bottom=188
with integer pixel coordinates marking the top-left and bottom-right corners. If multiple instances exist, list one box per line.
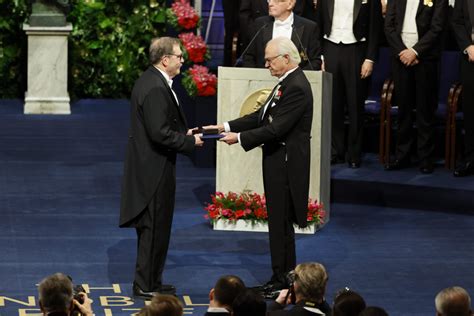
left=239, top=88, right=273, bottom=117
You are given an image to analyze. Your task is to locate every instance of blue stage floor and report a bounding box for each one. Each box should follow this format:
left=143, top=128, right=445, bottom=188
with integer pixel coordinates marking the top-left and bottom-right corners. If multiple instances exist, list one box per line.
left=0, top=100, right=472, bottom=316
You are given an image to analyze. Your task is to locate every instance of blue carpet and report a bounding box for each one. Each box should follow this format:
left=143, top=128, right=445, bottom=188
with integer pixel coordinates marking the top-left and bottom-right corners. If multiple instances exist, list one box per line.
left=0, top=100, right=472, bottom=316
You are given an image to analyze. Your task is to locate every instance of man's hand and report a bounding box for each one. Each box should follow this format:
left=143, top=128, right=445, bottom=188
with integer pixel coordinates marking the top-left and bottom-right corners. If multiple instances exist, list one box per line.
left=275, top=289, right=291, bottom=306
left=73, top=293, right=94, bottom=316
left=194, top=134, right=204, bottom=147
left=399, top=49, right=418, bottom=66
left=203, top=124, right=225, bottom=133
left=219, top=132, right=238, bottom=145
left=467, top=45, right=474, bottom=62
left=187, top=127, right=198, bottom=136
left=360, top=60, right=374, bottom=79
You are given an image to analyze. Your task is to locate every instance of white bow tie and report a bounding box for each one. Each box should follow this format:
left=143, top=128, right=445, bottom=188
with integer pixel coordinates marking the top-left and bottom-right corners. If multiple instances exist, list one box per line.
left=274, top=20, right=292, bottom=29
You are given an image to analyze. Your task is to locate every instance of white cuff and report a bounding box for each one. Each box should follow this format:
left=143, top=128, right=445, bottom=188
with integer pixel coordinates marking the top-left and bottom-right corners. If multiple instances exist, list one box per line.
left=223, top=122, right=231, bottom=132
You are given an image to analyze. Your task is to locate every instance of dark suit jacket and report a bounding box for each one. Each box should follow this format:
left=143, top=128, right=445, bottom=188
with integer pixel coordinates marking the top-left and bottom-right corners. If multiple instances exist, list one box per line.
left=316, top=0, right=383, bottom=61
left=228, top=68, right=312, bottom=227
left=242, top=15, right=322, bottom=70
left=384, top=0, right=448, bottom=60
left=267, top=300, right=331, bottom=316
left=119, top=66, right=195, bottom=227
left=451, top=0, right=474, bottom=52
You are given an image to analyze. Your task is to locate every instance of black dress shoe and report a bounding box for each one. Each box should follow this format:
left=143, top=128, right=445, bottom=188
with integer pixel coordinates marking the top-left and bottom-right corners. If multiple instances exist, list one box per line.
left=154, top=284, right=176, bottom=294
left=384, top=159, right=409, bottom=171
left=133, top=282, right=176, bottom=300
left=348, top=161, right=360, bottom=169
left=453, top=161, right=474, bottom=177
left=419, top=160, right=434, bottom=174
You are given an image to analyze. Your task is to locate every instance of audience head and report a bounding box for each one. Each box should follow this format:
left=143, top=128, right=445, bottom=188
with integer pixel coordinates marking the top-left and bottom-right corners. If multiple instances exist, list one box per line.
left=268, top=0, right=296, bottom=20
left=138, top=294, right=183, bottom=316
left=231, top=288, right=266, bottom=316
left=38, top=273, right=74, bottom=315
left=292, top=262, right=328, bottom=304
left=332, top=288, right=366, bottom=316
left=149, top=37, right=183, bottom=78
left=358, top=306, right=389, bottom=316
left=209, top=275, right=246, bottom=310
left=435, top=286, right=472, bottom=316
left=265, top=37, right=301, bottom=77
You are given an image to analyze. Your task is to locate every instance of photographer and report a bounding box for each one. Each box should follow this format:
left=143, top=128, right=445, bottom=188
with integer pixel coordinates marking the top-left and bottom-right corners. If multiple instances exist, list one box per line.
left=268, top=262, right=331, bottom=316
left=38, top=273, right=93, bottom=316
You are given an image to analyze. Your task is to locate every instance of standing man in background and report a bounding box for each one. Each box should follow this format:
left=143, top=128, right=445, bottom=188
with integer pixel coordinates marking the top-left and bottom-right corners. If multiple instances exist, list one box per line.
left=241, top=0, right=322, bottom=70
left=316, top=0, right=383, bottom=168
left=120, top=37, right=203, bottom=299
left=384, top=0, right=448, bottom=174
left=451, top=0, right=474, bottom=177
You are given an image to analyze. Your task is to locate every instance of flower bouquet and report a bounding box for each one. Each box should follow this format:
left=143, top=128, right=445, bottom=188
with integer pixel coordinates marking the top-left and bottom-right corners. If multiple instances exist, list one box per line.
left=166, top=0, right=201, bottom=30
left=181, top=64, right=217, bottom=97
left=179, top=32, right=210, bottom=63
left=204, top=191, right=326, bottom=233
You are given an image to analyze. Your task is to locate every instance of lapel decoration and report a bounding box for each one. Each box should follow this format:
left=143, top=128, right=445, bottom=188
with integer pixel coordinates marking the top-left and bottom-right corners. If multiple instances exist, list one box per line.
left=423, top=0, right=433, bottom=7
left=273, top=88, right=282, bottom=102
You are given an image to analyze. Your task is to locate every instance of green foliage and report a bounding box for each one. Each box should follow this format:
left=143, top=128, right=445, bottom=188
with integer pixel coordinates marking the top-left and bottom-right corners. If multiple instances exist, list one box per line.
left=0, top=0, right=29, bottom=98
left=68, top=0, right=167, bottom=98
left=0, top=0, right=167, bottom=98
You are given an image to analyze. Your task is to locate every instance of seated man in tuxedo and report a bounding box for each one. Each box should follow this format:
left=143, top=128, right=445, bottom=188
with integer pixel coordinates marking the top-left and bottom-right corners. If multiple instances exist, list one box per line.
left=205, top=275, right=246, bottom=315
left=267, top=262, right=331, bottom=315
left=242, top=0, right=321, bottom=70
left=451, top=0, right=474, bottom=177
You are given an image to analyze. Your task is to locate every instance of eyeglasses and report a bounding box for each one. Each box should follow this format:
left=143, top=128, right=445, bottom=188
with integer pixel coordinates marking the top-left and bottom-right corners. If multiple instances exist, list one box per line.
left=264, top=54, right=283, bottom=63
left=166, top=53, right=184, bottom=60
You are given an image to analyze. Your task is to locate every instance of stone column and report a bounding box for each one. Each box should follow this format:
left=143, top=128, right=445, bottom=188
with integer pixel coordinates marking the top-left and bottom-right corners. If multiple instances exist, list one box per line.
left=23, top=23, right=72, bottom=114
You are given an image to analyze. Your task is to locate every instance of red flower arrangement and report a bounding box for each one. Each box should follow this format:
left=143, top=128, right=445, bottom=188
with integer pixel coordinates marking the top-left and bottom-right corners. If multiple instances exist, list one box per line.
left=182, top=64, right=217, bottom=97
left=179, top=32, right=210, bottom=63
left=167, top=0, right=201, bottom=30
left=204, top=191, right=326, bottom=226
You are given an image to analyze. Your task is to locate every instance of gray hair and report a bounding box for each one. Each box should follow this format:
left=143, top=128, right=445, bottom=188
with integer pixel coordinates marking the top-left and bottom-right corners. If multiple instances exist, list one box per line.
left=149, top=37, right=181, bottom=65
left=38, top=273, right=73, bottom=313
left=435, top=286, right=472, bottom=316
left=294, top=262, right=328, bottom=302
left=266, top=36, right=301, bottom=65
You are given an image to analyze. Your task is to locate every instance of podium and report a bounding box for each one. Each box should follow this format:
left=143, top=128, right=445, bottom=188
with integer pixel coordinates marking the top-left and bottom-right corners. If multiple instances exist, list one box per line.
left=216, top=67, right=332, bottom=225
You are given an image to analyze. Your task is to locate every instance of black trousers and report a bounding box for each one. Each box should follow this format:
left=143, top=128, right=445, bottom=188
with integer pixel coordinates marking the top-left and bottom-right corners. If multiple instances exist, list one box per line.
left=134, top=164, right=176, bottom=292
left=392, top=58, right=438, bottom=162
left=460, top=54, right=474, bottom=162
left=263, top=145, right=296, bottom=283
left=324, top=40, right=369, bottom=163
left=222, top=0, right=240, bottom=66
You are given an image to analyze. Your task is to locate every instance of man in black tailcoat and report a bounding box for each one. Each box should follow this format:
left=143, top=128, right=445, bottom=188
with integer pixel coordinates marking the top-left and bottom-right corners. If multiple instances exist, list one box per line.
left=451, top=0, right=474, bottom=177
left=208, top=37, right=313, bottom=292
left=241, top=0, right=321, bottom=70
left=384, top=0, right=448, bottom=173
left=316, top=0, right=383, bottom=168
left=239, top=0, right=312, bottom=50
left=119, top=37, right=203, bottom=299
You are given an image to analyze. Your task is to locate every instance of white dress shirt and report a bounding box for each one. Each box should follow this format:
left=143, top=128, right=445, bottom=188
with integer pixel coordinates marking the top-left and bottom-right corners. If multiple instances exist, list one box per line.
left=401, top=0, right=419, bottom=50
left=155, top=66, right=179, bottom=106
left=272, top=13, right=294, bottom=40
left=326, top=0, right=359, bottom=43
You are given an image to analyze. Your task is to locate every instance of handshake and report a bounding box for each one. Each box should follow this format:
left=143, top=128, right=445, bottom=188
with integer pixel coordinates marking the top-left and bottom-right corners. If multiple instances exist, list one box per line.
left=187, top=124, right=239, bottom=146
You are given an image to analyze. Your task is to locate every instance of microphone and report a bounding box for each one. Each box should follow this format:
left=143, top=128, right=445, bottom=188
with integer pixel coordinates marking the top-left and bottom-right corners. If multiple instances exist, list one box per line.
left=292, top=24, right=314, bottom=70
left=234, top=23, right=268, bottom=67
